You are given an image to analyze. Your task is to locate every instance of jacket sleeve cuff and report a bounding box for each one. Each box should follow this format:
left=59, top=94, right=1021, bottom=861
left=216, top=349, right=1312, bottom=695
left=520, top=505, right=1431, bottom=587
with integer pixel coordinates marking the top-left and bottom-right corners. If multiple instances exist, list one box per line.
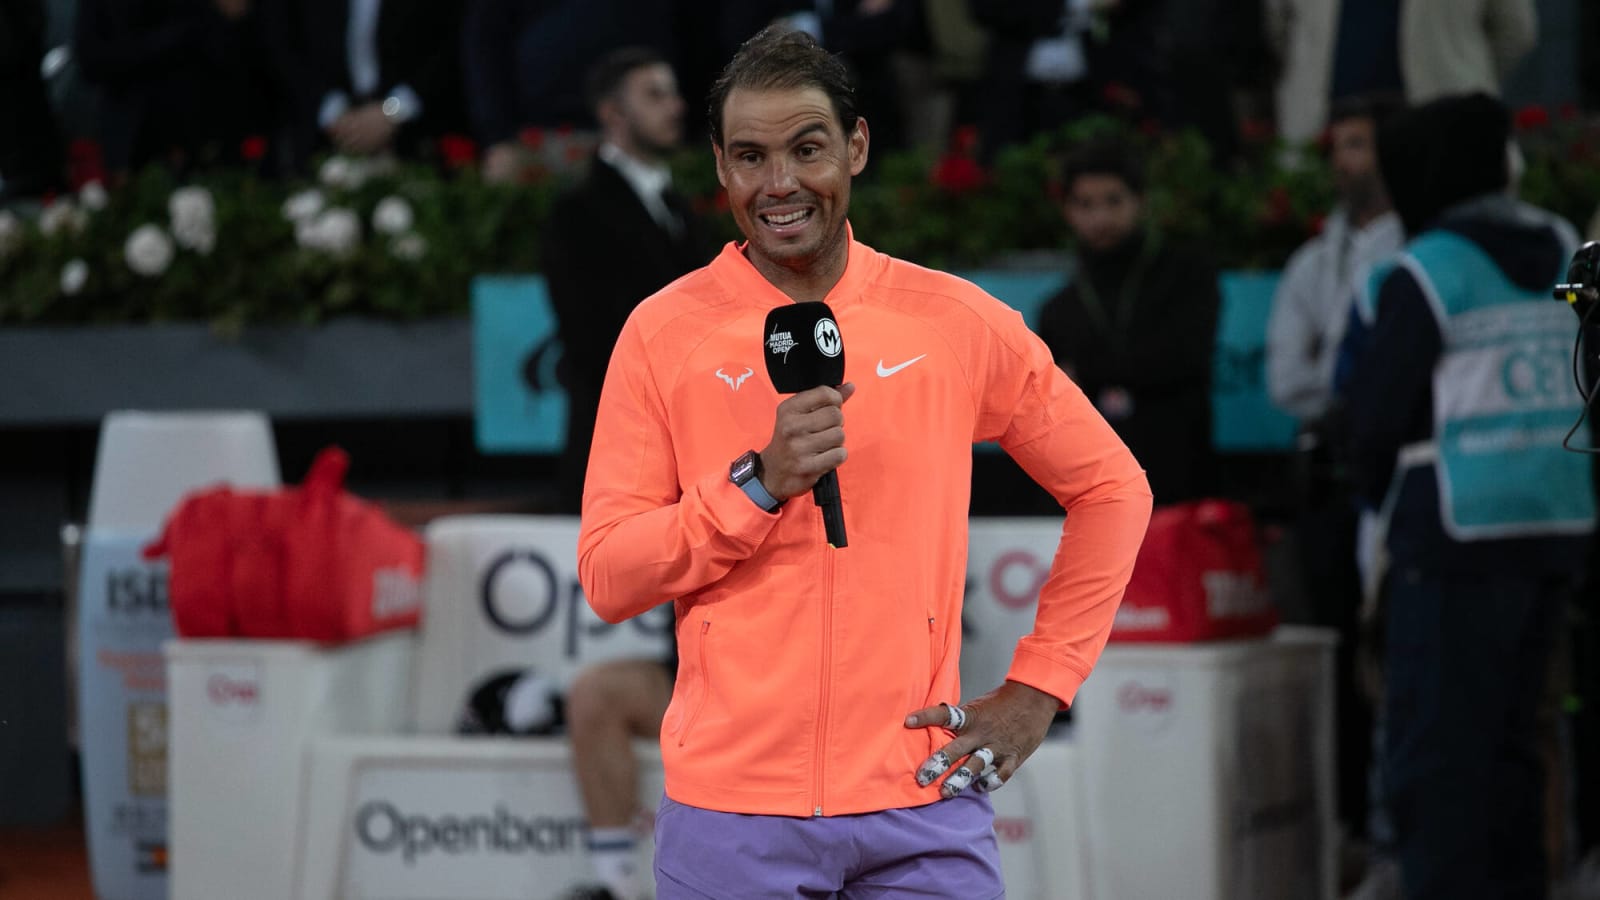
left=698, top=468, right=784, bottom=547
left=1004, top=646, right=1091, bottom=709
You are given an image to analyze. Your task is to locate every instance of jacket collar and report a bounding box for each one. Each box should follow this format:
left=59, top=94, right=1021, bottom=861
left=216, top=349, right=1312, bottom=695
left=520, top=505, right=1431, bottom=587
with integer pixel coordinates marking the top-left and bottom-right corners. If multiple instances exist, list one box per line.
left=709, top=223, right=884, bottom=311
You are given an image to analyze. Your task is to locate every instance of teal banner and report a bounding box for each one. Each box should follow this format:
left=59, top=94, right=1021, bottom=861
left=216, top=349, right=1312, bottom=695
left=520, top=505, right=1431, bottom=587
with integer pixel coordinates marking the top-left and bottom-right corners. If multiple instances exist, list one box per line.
left=472, top=276, right=566, bottom=454
left=470, top=269, right=1295, bottom=455
left=1213, top=271, right=1298, bottom=452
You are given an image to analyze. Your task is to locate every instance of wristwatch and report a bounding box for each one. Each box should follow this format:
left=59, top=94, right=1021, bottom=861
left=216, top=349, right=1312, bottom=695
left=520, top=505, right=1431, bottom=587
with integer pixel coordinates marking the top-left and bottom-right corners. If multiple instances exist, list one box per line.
left=729, top=450, right=782, bottom=512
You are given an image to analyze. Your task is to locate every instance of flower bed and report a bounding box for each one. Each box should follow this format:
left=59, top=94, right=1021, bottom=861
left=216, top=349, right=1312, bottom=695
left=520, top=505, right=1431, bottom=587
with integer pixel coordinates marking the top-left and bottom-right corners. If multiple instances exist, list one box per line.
left=3, top=111, right=1597, bottom=329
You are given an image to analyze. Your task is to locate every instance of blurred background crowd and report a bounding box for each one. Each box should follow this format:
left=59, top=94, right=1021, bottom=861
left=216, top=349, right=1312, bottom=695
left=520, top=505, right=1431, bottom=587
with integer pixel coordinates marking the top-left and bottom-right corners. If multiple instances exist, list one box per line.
left=0, top=0, right=1590, bottom=196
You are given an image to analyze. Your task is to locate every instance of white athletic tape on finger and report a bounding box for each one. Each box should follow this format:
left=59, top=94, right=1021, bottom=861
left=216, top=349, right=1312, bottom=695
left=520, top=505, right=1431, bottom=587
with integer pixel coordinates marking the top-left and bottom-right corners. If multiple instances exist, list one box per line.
left=917, top=750, right=953, bottom=786
left=944, top=703, right=967, bottom=733
left=975, top=766, right=1004, bottom=793
left=971, top=747, right=995, bottom=769
left=941, top=764, right=976, bottom=798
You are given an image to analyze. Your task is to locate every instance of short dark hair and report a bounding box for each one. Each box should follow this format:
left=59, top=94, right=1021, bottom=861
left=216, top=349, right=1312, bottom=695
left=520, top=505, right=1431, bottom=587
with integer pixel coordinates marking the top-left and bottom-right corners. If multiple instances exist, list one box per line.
left=1328, top=92, right=1406, bottom=132
left=1379, top=92, right=1510, bottom=235
left=707, top=26, right=858, bottom=147
left=585, top=46, right=669, bottom=117
left=1062, top=136, right=1146, bottom=196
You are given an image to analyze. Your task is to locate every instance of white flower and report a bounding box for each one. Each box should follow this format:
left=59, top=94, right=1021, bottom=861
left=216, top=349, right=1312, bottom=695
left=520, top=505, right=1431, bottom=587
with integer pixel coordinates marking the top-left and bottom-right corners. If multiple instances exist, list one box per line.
left=282, top=189, right=326, bottom=223
left=168, top=186, right=216, bottom=254
left=39, top=200, right=86, bottom=237
left=391, top=233, right=426, bottom=261
left=60, top=258, right=88, bottom=295
left=372, top=196, right=414, bottom=235
left=79, top=180, right=109, bottom=212
left=124, top=224, right=175, bottom=277
left=319, top=156, right=352, bottom=187
left=298, top=207, right=361, bottom=256
left=318, top=155, right=368, bottom=191
left=0, top=210, right=21, bottom=257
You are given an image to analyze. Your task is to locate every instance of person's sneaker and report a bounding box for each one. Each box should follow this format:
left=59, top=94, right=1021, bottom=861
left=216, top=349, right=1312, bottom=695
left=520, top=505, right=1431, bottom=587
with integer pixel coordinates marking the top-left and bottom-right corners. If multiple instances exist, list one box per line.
left=562, top=886, right=620, bottom=900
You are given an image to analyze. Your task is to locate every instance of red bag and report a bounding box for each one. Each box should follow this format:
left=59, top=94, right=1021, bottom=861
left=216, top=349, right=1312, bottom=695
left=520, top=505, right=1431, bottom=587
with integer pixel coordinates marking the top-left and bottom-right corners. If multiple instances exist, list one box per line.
left=1109, top=499, right=1277, bottom=643
left=144, top=446, right=423, bottom=642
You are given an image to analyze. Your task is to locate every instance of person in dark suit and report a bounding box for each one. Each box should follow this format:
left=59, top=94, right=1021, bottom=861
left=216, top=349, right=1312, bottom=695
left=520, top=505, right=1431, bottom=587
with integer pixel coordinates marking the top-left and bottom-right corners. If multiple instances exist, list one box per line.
left=542, top=46, right=715, bottom=516
left=262, top=0, right=464, bottom=164
left=73, top=0, right=271, bottom=174
left=969, top=0, right=1170, bottom=160
left=540, top=48, right=712, bottom=900
left=1036, top=135, right=1220, bottom=505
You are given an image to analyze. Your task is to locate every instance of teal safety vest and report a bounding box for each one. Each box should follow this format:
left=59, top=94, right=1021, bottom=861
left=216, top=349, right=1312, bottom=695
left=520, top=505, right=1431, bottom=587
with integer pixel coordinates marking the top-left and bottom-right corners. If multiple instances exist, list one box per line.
left=1361, top=228, right=1594, bottom=540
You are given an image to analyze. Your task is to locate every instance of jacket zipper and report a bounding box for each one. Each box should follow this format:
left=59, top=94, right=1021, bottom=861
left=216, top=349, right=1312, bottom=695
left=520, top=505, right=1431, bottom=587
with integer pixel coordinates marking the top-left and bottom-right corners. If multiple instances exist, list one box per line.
left=812, top=546, right=835, bottom=816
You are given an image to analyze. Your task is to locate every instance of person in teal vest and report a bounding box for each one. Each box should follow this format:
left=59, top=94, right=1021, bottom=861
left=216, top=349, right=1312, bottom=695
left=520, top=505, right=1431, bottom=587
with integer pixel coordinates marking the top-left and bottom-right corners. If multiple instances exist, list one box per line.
left=1338, top=93, right=1592, bottom=900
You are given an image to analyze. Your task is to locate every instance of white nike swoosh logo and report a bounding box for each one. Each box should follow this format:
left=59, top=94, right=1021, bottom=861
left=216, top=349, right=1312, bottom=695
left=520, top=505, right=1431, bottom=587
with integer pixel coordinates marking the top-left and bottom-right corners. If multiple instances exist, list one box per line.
left=876, top=355, right=927, bottom=377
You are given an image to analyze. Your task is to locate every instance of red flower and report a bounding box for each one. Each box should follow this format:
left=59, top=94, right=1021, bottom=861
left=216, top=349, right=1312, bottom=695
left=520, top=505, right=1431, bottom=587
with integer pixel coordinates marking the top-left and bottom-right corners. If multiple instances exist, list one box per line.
left=1137, top=118, right=1161, bottom=138
left=1307, top=214, right=1326, bottom=237
left=519, top=127, right=545, bottom=151
left=1240, top=118, right=1274, bottom=144
left=931, top=154, right=986, bottom=194
left=951, top=125, right=979, bottom=157
left=1100, top=81, right=1142, bottom=111
left=713, top=191, right=730, bottom=213
left=1260, top=185, right=1292, bottom=226
left=1514, top=105, right=1549, bottom=131
left=555, top=123, right=574, bottom=137
left=1560, top=103, right=1580, bottom=122
left=438, top=134, right=478, bottom=168
left=66, top=138, right=105, bottom=191
left=240, top=135, right=267, bottom=162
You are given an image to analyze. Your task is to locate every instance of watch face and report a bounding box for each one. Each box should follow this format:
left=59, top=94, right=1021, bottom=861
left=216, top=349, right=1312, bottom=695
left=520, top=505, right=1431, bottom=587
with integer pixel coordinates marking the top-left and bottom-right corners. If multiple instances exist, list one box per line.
left=730, top=452, right=757, bottom=483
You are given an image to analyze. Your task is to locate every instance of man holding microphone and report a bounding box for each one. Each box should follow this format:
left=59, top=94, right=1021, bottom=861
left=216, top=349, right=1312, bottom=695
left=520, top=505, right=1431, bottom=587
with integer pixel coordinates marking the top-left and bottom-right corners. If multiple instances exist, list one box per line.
left=579, top=25, right=1150, bottom=897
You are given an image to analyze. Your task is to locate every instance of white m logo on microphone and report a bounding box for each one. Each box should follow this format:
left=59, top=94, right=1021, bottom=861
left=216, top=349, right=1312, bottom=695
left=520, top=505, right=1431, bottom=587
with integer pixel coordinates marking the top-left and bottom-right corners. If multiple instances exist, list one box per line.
left=716, top=367, right=754, bottom=391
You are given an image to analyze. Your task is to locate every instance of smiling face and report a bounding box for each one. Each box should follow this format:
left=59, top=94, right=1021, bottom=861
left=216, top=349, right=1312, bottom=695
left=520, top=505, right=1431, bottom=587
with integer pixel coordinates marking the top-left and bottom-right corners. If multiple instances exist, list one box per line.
left=713, top=86, right=869, bottom=297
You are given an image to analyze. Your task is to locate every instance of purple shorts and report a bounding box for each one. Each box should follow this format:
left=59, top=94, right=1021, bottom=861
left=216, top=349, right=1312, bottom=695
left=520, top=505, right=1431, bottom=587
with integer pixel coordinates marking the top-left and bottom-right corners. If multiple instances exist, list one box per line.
left=652, top=792, right=1005, bottom=899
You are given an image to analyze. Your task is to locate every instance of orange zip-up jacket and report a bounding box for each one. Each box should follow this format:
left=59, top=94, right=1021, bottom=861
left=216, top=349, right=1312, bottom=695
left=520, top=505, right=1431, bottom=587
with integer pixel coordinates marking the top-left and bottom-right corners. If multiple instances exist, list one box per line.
left=579, top=234, right=1152, bottom=817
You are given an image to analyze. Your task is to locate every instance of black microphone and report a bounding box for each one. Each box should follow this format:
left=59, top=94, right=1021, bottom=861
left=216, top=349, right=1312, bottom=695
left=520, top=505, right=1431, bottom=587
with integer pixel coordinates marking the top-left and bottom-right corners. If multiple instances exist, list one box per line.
left=763, top=301, right=848, bottom=548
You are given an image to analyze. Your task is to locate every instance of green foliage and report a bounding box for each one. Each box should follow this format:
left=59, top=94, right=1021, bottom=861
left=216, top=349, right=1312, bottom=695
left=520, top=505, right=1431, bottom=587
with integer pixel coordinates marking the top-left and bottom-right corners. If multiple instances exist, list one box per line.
left=4, top=112, right=1598, bottom=327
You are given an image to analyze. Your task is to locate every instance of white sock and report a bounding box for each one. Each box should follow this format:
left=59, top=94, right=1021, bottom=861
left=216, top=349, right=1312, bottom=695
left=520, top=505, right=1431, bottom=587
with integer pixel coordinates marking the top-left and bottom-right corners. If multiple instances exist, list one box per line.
left=587, top=827, right=644, bottom=900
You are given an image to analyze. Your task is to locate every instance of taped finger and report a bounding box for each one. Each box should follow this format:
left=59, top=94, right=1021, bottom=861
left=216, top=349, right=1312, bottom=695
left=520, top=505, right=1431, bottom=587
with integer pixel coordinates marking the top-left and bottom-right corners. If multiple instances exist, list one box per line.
left=974, top=766, right=1005, bottom=793
left=943, top=703, right=967, bottom=733
left=916, top=750, right=953, bottom=787
left=941, top=764, right=977, bottom=798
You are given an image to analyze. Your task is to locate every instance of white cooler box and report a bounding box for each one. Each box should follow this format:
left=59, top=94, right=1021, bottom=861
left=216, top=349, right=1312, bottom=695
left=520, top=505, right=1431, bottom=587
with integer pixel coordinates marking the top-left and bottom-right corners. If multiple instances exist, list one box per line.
left=1072, top=627, right=1338, bottom=900
left=165, top=633, right=416, bottom=900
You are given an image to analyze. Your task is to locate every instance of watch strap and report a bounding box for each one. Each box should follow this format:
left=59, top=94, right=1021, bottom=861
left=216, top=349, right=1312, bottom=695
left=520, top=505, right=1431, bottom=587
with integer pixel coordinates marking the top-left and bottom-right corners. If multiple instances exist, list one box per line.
left=730, top=450, right=782, bottom=513
left=737, top=472, right=782, bottom=513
